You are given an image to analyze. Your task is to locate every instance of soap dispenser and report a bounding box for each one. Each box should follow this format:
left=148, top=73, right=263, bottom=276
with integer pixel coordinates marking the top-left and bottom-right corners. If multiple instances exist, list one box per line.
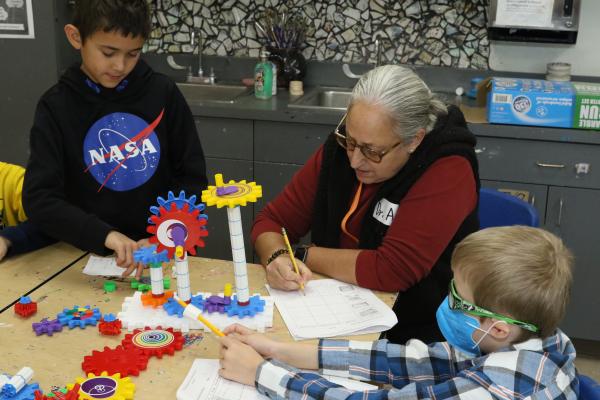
left=254, top=50, right=273, bottom=100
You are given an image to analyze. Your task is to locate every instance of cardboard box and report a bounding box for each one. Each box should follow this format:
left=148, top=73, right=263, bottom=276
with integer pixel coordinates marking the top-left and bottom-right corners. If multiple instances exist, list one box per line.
left=573, top=82, right=600, bottom=130
left=486, top=77, right=575, bottom=128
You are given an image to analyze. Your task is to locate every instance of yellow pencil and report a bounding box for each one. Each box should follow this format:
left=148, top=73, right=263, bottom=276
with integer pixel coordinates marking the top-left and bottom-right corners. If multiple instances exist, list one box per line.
left=281, top=227, right=305, bottom=295
left=174, top=296, right=225, bottom=337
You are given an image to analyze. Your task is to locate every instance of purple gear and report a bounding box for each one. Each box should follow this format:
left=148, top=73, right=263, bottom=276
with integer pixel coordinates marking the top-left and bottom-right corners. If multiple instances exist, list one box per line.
left=216, top=186, right=238, bottom=196
left=203, top=295, right=232, bottom=314
left=32, top=318, right=63, bottom=336
left=226, top=295, right=266, bottom=318
left=0, top=380, right=40, bottom=400
left=57, top=305, right=102, bottom=329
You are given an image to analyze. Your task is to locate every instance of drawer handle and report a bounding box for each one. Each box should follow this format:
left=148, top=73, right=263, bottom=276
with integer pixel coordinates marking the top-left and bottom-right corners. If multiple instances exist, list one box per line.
left=536, top=162, right=565, bottom=169
left=557, top=198, right=564, bottom=227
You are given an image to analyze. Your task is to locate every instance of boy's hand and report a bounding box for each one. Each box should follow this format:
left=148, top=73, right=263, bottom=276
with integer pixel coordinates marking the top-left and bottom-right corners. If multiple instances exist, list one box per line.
left=0, top=236, right=10, bottom=262
left=223, top=324, right=279, bottom=358
left=265, top=256, right=312, bottom=291
left=104, top=231, right=143, bottom=278
left=219, top=335, right=264, bottom=386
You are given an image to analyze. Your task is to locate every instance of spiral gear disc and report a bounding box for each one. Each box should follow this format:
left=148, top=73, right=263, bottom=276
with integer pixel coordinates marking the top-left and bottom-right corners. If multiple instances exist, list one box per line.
left=121, top=326, right=184, bottom=359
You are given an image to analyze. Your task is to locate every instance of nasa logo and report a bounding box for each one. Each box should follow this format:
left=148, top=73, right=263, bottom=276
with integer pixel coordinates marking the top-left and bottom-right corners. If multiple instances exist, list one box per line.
left=83, top=111, right=162, bottom=192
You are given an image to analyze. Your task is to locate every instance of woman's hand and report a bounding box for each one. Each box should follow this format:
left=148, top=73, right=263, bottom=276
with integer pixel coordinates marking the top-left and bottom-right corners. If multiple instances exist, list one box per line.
left=223, top=324, right=280, bottom=358
left=104, top=231, right=143, bottom=278
left=219, top=335, right=265, bottom=386
left=265, top=256, right=312, bottom=291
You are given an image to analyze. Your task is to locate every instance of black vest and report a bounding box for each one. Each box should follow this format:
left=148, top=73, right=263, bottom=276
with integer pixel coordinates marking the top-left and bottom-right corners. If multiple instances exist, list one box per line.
left=311, top=105, right=481, bottom=344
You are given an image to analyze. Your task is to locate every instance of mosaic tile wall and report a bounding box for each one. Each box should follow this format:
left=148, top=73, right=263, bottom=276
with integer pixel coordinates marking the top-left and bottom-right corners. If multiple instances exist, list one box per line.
left=146, top=0, right=489, bottom=69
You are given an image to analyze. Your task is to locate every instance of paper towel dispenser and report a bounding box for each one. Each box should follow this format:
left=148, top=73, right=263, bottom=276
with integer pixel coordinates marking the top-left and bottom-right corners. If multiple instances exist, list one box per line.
left=488, top=0, right=581, bottom=44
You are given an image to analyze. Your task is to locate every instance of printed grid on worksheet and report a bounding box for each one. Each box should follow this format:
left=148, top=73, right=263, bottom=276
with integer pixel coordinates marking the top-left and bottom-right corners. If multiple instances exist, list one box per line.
left=277, top=284, right=382, bottom=328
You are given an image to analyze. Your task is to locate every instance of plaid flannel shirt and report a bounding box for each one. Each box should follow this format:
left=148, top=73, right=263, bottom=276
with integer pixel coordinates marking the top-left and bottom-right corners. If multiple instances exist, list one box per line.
left=255, top=329, right=578, bottom=399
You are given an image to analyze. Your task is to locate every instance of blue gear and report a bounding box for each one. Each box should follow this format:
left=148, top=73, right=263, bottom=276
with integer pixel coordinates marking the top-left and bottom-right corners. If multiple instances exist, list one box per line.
left=226, top=295, right=265, bottom=318
left=148, top=190, right=207, bottom=223
left=57, top=305, right=102, bottom=329
left=163, top=294, right=205, bottom=317
left=134, top=245, right=169, bottom=266
left=0, top=381, right=40, bottom=400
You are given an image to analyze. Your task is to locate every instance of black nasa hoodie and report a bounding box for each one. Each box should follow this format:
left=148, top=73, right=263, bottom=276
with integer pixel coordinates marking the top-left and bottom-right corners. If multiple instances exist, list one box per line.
left=23, top=59, right=207, bottom=255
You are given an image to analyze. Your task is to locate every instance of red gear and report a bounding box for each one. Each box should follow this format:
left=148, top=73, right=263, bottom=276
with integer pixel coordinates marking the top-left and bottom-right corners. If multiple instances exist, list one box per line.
left=121, top=326, right=184, bottom=359
left=82, top=345, right=149, bottom=377
left=147, top=203, right=208, bottom=259
left=14, top=301, right=37, bottom=317
left=98, top=317, right=123, bottom=335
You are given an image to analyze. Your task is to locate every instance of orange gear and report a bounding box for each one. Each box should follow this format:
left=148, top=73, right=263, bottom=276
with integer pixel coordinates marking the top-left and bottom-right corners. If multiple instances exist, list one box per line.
left=147, top=203, right=208, bottom=259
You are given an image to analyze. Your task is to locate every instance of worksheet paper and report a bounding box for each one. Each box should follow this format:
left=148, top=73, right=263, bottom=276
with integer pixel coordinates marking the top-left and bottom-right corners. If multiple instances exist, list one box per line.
left=495, top=0, right=554, bottom=28
left=82, top=255, right=132, bottom=276
left=177, top=359, right=377, bottom=400
left=267, top=279, right=398, bottom=340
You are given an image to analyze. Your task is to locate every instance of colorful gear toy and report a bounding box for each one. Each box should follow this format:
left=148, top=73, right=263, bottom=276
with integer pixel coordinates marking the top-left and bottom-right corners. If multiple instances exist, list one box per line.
left=57, top=305, right=102, bottom=329
left=162, top=294, right=204, bottom=317
left=82, top=345, right=149, bottom=377
left=32, top=318, right=63, bottom=336
left=133, top=245, right=169, bottom=266
left=14, top=296, right=37, bottom=318
left=140, top=290, right=174, bottom=308
left=147, top=203, right=208, bottom=259
left=226, top=294, right=265, bottom=318
left=34, top=384, right=80, bottom=400
left=202, top=177, right=262, bottom=208
left=66, top=372, right=134, bottom=400
left=149, top=190, right=206, bottom=220
left=121, top=326, right=184, bottom=359
left=98, top=314, right=122, bottom=336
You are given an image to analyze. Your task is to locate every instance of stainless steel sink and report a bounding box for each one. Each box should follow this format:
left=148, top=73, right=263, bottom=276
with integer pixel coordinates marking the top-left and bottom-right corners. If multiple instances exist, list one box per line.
left=176, top=83, right=251, bottom=104
left=288, top=87, right=352, bottom=111
left=288, top=87, right=467, bottom=111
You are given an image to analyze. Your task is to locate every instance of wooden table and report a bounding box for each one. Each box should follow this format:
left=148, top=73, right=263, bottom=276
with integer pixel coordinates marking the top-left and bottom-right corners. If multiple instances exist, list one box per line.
left=0, top=254, right=396, bottom=398
left=0, top=242, right=86, bottom=312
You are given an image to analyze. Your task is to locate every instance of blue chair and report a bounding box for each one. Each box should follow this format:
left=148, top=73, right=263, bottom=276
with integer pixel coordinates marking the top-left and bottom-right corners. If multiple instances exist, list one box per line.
left=478, top=188, right=540, bottom=229
left=580, top=374, right=600, bottom=400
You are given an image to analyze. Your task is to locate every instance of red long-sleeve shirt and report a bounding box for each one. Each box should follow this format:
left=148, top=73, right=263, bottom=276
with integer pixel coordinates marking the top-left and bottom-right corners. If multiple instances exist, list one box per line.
left=251, top=145, right=477, bottom=292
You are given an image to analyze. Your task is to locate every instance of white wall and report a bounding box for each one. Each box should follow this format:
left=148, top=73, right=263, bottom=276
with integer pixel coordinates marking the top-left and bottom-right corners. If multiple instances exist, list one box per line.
left=489, top=0, right=600, bottom=77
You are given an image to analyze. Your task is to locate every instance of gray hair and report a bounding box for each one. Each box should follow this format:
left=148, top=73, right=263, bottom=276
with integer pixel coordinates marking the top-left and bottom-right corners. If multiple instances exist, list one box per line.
left=349, top=65, right=448, bottom=141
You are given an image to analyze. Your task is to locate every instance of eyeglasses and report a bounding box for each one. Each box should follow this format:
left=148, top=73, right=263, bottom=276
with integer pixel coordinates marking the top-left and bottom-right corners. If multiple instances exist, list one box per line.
left=448, top=279, right=540, bottom=333
left=333, top=113, right=403, bottom=163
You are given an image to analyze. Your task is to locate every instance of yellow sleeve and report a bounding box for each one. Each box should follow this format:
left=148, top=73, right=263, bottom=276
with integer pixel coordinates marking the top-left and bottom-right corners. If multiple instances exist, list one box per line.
left=0, top=162, right=27, bottom=226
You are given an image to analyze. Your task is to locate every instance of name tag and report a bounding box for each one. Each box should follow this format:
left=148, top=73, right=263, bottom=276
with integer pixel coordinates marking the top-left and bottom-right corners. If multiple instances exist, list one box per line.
left=372, top=198, right=398, bottom=226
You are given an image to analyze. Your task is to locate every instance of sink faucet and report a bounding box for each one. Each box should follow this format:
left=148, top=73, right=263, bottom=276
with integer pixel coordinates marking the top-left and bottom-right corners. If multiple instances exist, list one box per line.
left=343, top=34, right=389, bottom=79
left=187, top=30, right=215, bottom=84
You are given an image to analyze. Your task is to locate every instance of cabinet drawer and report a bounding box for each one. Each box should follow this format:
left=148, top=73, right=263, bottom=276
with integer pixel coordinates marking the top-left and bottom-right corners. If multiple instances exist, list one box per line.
left=476, top=137, right=598, bottom=189
left=254, top=121, right=333, bottom=164
left=195, top=117, right=253, bottom=159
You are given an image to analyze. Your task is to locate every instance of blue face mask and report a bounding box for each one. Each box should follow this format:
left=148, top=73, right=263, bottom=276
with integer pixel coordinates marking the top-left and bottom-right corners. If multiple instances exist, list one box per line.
left=436, top=296, right=481, bottom=356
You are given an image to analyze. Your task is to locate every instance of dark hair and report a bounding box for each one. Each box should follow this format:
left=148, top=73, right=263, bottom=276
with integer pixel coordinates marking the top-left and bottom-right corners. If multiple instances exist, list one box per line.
left=73, top=0, right=151, bottom=42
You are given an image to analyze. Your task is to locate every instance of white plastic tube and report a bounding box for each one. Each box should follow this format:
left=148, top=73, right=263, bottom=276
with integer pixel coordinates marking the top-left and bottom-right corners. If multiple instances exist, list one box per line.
left=175, top=253, right=192, bottom=302
left=6, top=367, right=33, bottom=394
left=227, top=206, right=250, bottom=304
left=150, top=266, right=164, bottom=296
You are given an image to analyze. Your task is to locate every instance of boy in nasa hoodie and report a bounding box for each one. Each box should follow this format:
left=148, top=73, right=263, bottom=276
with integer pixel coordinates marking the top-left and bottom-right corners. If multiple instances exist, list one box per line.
left=23, top=0, right=207, bottom=276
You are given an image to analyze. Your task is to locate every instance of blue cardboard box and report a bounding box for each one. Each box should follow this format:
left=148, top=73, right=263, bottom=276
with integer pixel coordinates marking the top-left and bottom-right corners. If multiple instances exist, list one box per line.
left=487, top=78, right=575, bottom=128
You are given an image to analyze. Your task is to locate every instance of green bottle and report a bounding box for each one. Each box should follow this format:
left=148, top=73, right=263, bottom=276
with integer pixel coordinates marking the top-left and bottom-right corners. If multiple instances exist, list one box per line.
left=254, top=50, right=273, bottom=100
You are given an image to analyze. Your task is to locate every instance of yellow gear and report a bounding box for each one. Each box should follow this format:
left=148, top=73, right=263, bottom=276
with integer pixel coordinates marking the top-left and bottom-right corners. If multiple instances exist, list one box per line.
left=202, top=173, right=262, bottom=208
left=66, top=371, right=135, bottom=400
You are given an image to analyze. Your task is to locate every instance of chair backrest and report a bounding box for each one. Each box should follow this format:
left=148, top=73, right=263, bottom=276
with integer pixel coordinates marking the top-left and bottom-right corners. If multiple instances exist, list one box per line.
left=478, top=188, right=540, bottom=229
left=579, top=374, right=600, bottom=400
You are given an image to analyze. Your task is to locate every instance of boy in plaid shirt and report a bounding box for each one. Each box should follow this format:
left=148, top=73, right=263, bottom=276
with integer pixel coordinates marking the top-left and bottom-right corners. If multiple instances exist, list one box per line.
left=219, top=226, right=578, bottom=399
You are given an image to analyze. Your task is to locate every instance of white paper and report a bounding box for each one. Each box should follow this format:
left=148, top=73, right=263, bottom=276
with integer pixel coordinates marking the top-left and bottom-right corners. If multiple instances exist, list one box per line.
left=267, top=279, right=397, bottom=340
left=177, top=359, right=377, bottom=400
left=83, top=255, right=132, bottom=276
left=495, top=0, right=554, bottom=28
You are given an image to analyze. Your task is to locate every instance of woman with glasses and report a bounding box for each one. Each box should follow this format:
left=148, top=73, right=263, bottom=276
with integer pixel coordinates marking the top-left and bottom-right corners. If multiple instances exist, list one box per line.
left=252, top=65, right=480, bottom=344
